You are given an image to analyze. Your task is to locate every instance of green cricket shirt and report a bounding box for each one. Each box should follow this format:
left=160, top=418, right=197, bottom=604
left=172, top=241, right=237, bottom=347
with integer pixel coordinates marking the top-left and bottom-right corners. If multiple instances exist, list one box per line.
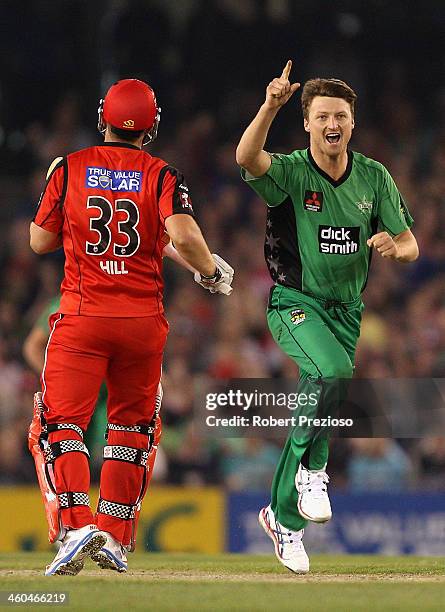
left=241, top=148, right=413, bottom=302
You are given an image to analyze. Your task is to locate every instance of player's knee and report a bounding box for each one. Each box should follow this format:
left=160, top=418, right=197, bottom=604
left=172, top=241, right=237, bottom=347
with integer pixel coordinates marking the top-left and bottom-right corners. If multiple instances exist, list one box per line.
left=321, top=359, right=353, bottom=380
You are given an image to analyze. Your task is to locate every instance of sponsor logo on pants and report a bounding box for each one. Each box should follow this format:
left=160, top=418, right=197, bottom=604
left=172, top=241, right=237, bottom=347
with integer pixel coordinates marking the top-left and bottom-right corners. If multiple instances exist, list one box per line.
left=290, top=309, right=305, bottom=325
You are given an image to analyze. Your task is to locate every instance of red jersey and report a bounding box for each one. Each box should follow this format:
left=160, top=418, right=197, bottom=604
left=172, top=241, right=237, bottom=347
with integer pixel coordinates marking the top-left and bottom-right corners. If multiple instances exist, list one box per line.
left=34, top=143, right=194, bottom=316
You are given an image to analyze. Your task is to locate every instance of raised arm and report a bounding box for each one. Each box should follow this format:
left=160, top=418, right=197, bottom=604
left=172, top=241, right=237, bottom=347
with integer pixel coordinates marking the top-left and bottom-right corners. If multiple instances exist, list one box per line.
left=235, top=60, right=300, bottom=177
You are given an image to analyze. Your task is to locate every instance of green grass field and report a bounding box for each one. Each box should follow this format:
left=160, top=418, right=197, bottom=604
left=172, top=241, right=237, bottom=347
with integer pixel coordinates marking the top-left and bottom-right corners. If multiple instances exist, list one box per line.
left=1, top=553, right=444, bottom=611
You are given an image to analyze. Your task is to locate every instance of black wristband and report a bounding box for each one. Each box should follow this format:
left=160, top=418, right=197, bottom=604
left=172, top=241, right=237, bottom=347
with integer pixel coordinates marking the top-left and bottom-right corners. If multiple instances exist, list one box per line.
left=201, top=267, right=222, bottom=282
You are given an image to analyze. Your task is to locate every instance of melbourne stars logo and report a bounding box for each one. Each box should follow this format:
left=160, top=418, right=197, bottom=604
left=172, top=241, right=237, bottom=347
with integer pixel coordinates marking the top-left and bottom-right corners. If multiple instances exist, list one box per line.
left=355, top=195, right=373, bottom=214
left=265, top=218, right=286, bottom=284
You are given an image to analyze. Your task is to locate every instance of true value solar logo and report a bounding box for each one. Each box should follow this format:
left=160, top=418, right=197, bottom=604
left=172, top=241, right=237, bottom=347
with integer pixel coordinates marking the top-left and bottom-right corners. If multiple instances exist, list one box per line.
left=318, top=225, right=360, bottom=255
left=86, top=167, right=143, bottom=192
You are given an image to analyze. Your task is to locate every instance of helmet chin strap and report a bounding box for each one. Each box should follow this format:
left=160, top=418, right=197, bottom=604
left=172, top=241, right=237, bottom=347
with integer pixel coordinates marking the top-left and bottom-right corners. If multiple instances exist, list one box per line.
left=142, top=106, right=161, bottom=146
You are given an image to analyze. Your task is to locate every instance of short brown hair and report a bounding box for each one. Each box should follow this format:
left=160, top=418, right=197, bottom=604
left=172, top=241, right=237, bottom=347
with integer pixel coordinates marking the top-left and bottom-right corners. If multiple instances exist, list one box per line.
left=110, top=125, right=144, bottom=142
left=301, top=78, right=357, bottom=120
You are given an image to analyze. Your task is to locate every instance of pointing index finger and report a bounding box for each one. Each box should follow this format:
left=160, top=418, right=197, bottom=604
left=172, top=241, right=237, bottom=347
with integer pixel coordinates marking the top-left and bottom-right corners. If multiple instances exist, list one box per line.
left=281, top=60, right=292, bottom=80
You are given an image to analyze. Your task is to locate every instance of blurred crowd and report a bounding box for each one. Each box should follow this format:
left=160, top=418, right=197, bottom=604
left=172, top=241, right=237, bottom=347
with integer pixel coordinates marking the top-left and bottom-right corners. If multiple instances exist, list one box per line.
left=0, top=1, right=444, bottom=492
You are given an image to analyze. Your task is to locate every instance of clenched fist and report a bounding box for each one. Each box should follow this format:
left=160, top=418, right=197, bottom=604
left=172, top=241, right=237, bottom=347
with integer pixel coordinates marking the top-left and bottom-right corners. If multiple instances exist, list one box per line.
left=367, top=232, right=398, bottom=259
left=264, top=60, right=301, bottom=110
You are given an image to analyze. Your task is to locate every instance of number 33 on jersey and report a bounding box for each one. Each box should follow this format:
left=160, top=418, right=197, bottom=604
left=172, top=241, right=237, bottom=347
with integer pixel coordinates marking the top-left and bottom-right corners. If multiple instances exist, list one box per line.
left=33, top=142, right=194, bottom=317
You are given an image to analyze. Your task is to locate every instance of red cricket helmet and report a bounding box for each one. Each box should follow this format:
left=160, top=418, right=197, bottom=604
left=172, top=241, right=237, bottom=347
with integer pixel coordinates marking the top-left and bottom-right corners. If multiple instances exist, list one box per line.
left=97, top=78, right=161, bottom=144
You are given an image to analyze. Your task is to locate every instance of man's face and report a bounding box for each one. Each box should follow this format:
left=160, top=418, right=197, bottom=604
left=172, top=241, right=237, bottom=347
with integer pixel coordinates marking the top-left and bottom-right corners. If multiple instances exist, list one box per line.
left=304, top=96, right=354, bottom=157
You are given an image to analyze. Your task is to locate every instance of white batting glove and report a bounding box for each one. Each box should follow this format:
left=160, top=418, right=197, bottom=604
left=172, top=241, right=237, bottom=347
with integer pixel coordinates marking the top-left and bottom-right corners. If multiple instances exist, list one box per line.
left=194, top=254, right=234, bottom=295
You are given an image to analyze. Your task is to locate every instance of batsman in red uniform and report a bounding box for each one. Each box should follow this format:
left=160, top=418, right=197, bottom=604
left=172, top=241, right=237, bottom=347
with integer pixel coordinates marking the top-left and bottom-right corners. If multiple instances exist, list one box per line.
left=28, top=79, right=234, bottom=576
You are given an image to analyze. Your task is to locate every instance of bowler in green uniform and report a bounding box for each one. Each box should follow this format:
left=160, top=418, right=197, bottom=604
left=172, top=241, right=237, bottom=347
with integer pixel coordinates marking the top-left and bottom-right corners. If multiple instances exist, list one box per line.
left=236, top=60, right=419, bottom=573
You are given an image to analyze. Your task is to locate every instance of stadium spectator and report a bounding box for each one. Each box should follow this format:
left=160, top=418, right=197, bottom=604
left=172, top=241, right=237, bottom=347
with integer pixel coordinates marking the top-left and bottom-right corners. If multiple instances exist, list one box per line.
left=347, top=439, right=413, bottom=492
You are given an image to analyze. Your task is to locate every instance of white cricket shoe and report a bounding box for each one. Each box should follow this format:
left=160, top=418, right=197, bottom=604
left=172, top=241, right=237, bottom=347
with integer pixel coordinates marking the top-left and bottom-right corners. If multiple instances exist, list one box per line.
left=45, top=525, right=106, bottom=576
left=296, top=464, right=332, bottom=523
left=258, top=505, right=309, bottom=574
left=91, top=531, right=128, bottom=573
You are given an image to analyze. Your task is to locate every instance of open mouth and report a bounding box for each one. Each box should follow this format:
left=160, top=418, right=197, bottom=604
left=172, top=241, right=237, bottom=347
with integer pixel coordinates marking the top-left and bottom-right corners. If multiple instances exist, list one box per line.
left=325, top=132, right=341, bottom=144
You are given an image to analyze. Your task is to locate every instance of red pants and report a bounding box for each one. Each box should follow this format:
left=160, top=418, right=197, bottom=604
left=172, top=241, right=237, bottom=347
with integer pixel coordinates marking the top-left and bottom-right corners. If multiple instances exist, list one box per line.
left=42, top=313, right=168, bottom=545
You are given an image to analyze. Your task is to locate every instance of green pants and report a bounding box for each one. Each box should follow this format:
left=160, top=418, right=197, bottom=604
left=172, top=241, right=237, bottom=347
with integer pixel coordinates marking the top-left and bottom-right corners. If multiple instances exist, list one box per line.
left=267, top=285, right=363, bottom=531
